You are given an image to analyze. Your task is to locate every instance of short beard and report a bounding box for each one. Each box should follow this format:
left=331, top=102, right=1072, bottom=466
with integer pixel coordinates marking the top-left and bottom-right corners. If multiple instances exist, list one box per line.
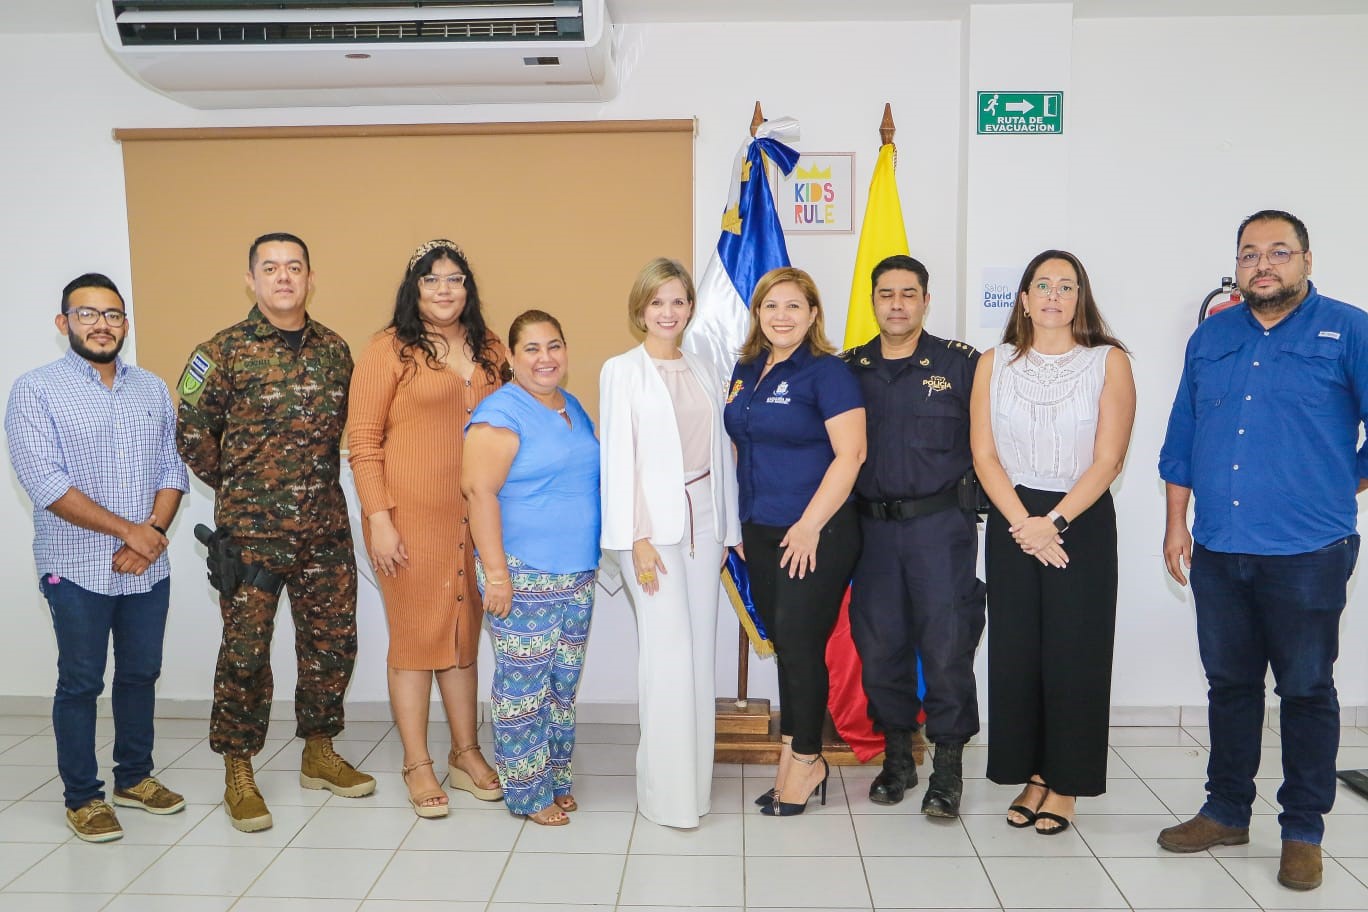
left=68, top=328, right=123, bottom=364
left=1242, top=279, right=1306, bottom=314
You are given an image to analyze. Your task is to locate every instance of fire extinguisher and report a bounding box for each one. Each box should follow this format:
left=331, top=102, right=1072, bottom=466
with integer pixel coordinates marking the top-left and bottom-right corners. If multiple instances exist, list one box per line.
left=1198, top=277, right=1242, bottom=324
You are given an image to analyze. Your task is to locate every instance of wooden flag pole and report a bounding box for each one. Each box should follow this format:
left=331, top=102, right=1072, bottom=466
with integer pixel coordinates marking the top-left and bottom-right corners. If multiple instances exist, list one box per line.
left=880, top=102, right=896, bottom=145
left=734, top=99, right=764, bottom=710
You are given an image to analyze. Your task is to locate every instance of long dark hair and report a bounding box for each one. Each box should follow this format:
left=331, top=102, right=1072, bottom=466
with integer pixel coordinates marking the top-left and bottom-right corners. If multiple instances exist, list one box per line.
left=1002, top=249, right=1127, bottom=361
left=389, top=242, right=501, bottom=382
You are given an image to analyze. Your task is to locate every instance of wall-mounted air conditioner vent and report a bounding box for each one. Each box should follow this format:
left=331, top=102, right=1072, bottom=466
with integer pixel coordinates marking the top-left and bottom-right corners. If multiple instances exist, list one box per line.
left=96, top=0, right=618, bottom=108
left=109, top=1, right=585, bottom=45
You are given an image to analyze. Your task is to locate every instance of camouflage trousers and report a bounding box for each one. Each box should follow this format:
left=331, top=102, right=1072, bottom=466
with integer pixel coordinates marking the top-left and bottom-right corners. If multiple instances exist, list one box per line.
left=210, top=532, right=358, bottom=757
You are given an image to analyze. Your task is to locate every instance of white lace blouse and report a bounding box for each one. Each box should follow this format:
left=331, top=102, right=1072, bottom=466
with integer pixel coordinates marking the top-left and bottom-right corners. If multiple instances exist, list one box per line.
left=988, top=343, right=1111, bottom=493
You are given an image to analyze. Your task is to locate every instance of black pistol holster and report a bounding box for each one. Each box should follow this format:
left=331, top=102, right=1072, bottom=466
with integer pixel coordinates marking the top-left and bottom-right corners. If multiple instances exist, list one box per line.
left=957, top=467, right=992, bottom=520
left=193, top=524, right=285, bottom=596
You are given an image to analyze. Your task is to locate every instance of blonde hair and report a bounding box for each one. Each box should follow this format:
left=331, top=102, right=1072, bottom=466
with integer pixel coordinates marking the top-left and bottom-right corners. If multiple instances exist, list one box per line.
left=627, top=258, right=696, bottom=334
left=737, top=267, right=837, bottom=363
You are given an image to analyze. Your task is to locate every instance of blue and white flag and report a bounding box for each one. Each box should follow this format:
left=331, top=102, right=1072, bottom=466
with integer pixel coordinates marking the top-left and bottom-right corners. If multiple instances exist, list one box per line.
left=685, top=116, right=799, bottom=660
left=684, top=117, right=801, bottom=380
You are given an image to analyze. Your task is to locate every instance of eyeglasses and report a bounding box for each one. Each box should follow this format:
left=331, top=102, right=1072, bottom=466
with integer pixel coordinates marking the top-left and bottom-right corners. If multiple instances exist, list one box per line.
left=1028, top=282, right=1077, bottom=299
left=64, top=307, right=127, bottom=327
left=419, top=274, right=466, bottom=290
left=1236, top=248, right=1305, bottom=269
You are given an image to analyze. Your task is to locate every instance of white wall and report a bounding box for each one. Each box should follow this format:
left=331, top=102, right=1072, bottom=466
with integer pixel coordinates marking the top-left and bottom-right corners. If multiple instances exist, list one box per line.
left=2, top=8, right=1367, bottom=722
left=1067, top=12, right=1368, bottom=713
left=0, top=19, right=963, bottom=713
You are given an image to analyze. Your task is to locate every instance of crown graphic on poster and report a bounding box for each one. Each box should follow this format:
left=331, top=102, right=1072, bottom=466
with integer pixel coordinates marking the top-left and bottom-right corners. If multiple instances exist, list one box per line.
left=794, top=163, right=832, bottom=180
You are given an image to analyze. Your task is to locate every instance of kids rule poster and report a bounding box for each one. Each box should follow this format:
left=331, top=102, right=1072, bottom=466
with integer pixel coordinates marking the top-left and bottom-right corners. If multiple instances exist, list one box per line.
left=771, top=153, right=854, bottom=234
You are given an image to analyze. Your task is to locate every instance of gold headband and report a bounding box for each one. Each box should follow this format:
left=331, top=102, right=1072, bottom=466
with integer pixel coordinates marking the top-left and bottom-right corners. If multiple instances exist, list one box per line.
left=408, top=239, right=463, bottom=271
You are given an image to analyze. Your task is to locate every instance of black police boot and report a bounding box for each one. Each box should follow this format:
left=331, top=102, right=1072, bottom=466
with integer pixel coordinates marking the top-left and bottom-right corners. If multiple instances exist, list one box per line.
left=921, top=741, right=964, bottom=818
left=868, top=729, right=917, bottom=806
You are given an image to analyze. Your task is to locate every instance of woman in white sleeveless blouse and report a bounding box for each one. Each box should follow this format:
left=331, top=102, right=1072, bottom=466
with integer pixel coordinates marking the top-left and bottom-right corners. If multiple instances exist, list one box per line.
left=969, top=250, right=1136, bottom=835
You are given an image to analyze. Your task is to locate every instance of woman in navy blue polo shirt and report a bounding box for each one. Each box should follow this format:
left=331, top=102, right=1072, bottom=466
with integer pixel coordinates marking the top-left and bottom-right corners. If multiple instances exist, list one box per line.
left=723, top=266, right=866, bottom=817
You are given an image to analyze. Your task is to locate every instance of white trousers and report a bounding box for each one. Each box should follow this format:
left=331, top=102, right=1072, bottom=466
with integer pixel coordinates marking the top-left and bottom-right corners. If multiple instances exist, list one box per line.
left=617, top=475, right=723, bottom=828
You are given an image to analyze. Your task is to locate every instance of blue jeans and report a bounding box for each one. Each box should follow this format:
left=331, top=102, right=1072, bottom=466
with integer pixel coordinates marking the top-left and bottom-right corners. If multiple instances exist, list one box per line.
left=1190, top=538, right=1358, bottom=844
left=39, top=575, right=170, bottom=809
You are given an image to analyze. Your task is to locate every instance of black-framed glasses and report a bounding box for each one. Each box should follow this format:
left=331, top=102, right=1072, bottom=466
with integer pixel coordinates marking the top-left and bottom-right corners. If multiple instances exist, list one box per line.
left=1236, top=248, right=1305, bottom=269
left=419, top=274, right=466, bottom=290
left=64, top=307, right=126, bottom=327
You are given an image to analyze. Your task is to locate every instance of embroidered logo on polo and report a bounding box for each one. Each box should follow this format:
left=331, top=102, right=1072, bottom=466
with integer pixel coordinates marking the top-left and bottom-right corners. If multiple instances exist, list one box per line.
left=766, top=380, right=792, bottom=405
left=726, top=379, right=744, bottom=404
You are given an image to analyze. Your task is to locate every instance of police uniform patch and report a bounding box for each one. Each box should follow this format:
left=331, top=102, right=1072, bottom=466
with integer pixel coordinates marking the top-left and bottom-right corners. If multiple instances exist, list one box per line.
left=177, top=350, right=215, bottom=406
left=923, top=375, right=951, bottom=395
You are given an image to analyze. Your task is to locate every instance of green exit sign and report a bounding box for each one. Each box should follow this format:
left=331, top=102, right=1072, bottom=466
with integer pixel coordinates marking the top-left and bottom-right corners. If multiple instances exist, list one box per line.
left=977, top=91, right=1063, bottom=135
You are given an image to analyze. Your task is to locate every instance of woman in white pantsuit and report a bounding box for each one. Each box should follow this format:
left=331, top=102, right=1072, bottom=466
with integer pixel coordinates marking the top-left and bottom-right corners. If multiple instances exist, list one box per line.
left=600, top=258, right=741, bottom=828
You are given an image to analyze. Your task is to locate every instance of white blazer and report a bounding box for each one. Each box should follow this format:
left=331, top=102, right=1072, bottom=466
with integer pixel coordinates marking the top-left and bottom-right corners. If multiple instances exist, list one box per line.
left=599, top=345, right=741, bottom=551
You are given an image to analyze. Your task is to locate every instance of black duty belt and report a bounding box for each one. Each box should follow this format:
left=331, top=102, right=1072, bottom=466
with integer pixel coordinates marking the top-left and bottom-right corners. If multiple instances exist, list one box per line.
left=856, top=487, right=959, bottom=521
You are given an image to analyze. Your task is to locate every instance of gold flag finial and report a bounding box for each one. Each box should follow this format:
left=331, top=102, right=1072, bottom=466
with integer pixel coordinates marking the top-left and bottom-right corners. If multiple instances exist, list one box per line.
left=750, top=101, right=765, bottom=138
left=880, top=103, right=896, bottom=146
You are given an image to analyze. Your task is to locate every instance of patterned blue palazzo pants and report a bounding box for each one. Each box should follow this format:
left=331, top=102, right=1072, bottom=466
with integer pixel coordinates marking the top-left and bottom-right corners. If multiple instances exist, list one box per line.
left=478, top=555, right=595, bottom=815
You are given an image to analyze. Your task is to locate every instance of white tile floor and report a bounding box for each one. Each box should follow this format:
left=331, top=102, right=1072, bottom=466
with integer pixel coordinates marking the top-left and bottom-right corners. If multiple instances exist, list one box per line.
left=2, top=715, right=1368, bottom=910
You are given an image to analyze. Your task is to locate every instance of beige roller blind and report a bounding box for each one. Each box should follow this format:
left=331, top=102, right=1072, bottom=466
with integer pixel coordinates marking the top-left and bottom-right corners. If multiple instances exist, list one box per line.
left=116, top=120, right=695, bottom=423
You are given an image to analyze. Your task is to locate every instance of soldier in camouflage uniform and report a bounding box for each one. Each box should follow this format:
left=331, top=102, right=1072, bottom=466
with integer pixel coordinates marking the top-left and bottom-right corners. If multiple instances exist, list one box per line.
left=176, top=232, right=374, bottom=833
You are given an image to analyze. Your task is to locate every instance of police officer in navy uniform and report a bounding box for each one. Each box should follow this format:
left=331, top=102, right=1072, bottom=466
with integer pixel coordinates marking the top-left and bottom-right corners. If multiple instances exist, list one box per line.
left=844, top=255, right=985, bottom=817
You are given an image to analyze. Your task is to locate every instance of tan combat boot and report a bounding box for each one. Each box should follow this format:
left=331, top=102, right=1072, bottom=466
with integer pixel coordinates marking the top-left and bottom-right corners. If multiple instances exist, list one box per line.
left=224, top=755, right=272, bottom=832
left=300, top=735, right=376, bottom=798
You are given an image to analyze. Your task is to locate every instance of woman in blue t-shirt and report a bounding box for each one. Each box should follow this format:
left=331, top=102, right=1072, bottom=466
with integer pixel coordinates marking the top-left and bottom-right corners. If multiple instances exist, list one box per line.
left=723, top=267, right=867, bottom=817
left=461, top=310, right=601, bottom=827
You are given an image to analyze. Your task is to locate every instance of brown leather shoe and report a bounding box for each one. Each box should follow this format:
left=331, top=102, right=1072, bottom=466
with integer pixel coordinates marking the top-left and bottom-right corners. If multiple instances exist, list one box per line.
left=66, top=799, right=123, bottom=843
left=1157, top=814, right=1249, bottom=852
left=1278, top=839, right=1323, bottom=891
left=113, top=776, right=186, bottom=815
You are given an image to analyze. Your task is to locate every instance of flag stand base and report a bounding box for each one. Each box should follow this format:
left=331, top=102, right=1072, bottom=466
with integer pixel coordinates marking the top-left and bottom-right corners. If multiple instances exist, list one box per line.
left=713, top=698, right=926, bottom=767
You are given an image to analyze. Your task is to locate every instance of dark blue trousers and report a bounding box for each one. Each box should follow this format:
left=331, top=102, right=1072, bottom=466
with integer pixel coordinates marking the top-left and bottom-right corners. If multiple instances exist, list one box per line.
left=40, top=575, right=170, bottom=809
left=1190, top=537, right=1358, bottom=844
left=850, top=508, right=985, bottom=743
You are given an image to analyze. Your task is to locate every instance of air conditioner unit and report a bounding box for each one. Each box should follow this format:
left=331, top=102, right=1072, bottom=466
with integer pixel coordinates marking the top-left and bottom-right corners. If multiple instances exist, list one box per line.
left=95, top=0, right=618, bottom=109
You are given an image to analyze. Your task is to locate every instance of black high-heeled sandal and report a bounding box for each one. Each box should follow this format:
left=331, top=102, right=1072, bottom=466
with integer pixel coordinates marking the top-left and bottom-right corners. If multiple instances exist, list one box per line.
left=1006, top=777, right=1048, bottom=828
left=756, top=736, right=793, bottom=805
left=760, top=755, right=829, bottom=817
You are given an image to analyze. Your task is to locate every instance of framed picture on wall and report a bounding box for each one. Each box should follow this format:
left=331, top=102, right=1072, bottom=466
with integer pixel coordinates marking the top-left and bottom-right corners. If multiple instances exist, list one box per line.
left=770, top=152, right=855, bottom=234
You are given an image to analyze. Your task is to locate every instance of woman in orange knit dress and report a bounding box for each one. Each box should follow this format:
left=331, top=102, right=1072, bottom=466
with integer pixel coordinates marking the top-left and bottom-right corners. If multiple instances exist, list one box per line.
left=348, top=239, right=508, bottom=817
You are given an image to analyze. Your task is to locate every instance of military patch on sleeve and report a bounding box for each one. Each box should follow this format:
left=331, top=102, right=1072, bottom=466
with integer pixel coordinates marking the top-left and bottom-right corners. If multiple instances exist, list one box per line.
left=177, top=350, right=215, bottom=406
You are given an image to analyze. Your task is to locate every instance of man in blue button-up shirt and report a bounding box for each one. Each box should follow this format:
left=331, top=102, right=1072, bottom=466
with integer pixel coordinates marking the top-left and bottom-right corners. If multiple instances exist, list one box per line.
left=1157, top=211, right=1368, bottom=891
left=5, top=274, right=189, bottom=843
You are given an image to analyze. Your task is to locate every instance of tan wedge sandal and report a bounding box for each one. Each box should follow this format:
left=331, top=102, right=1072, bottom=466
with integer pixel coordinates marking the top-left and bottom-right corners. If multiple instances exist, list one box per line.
left=401, top=759, right=449, bottom=819
left=448, top=745, right=503, bottom=801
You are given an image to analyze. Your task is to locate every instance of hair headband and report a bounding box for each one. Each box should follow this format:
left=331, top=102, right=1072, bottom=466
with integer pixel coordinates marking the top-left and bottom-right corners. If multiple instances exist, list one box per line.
left=408, top=239, right=463, bottom=271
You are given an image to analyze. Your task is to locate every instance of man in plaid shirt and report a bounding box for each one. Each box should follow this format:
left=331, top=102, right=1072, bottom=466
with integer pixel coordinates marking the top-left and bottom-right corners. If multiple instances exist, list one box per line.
left=5, top=273, right=189, bottom=843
